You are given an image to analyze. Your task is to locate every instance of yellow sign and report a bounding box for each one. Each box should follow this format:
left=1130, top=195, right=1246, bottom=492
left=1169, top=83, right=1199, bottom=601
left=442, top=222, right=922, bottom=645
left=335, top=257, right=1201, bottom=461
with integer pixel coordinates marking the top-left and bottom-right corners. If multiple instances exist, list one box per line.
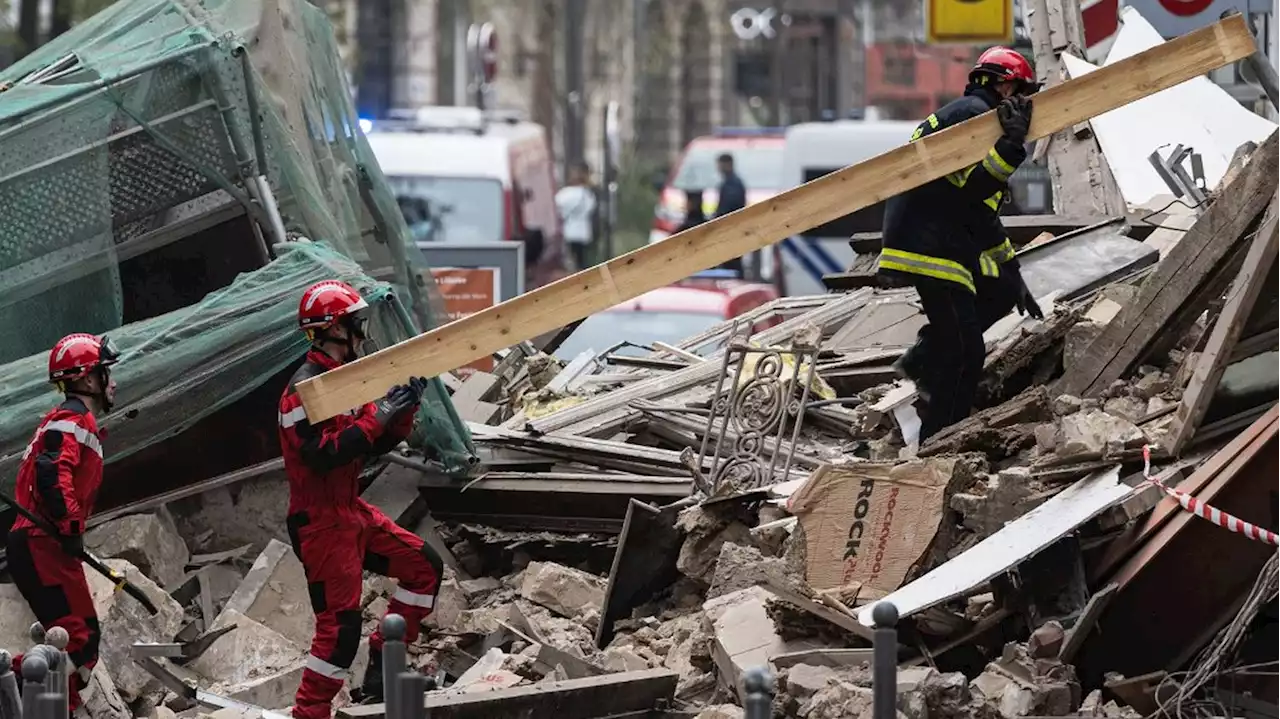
left=926, top=0, right=1014, bottom=44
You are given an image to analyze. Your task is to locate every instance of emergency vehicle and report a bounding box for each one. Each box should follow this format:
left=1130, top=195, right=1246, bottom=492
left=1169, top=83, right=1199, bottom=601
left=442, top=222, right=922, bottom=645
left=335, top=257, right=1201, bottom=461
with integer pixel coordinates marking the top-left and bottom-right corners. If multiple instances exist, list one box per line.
left=364, top=106, right=564, bottom=287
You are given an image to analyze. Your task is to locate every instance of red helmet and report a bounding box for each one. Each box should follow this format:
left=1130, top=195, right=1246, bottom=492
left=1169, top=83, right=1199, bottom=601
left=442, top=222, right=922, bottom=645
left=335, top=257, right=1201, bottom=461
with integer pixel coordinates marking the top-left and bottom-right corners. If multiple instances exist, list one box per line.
left=49, top=334, right=119, bottom=384
left=298, top=280, right=369, bottom=334
left=970, top=47, right=1037, bottom=88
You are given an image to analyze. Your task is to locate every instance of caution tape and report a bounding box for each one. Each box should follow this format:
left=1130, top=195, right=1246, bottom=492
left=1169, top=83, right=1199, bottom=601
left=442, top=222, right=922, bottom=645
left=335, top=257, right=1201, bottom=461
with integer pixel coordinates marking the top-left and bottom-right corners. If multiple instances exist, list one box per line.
left=1142, top=445, right=1278, bottom=546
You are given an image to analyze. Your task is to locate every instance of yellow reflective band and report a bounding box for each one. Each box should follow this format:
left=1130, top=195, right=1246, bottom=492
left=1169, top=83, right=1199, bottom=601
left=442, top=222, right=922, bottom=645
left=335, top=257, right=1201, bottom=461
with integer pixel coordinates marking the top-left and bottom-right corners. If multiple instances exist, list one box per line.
left=984, top=195, right=1000, bottom=210
left=878, top=248, right=976, bottom=293
left=927, top=114, right=939, bottom=129
left=986, top=148, right=1015, bottom=178
left=983, top=238, right=1015, bottom=263
left=979, top=253, right=1000, bottom=278
left=947, top=164, right=978, bottom=188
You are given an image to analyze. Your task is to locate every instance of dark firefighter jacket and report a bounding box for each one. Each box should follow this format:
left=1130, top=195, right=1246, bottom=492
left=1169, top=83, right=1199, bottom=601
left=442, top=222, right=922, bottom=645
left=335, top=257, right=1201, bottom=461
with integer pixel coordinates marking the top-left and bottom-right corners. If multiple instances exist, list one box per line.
left=877, top=84, right=1025, bottom=293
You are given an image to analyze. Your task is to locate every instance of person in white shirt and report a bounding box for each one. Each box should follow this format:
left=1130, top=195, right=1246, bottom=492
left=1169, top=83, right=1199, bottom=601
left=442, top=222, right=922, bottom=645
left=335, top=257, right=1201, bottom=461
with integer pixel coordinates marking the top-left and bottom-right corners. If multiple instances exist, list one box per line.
left=555, top=161, right=598, bottom=270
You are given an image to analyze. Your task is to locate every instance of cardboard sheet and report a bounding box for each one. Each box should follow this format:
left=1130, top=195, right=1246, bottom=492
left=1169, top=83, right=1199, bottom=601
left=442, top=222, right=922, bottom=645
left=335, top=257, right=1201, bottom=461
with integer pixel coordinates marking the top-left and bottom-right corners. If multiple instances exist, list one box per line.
left=787, top=458, right=960, bottom=594
left=856, top=466, right=1129, bottom=626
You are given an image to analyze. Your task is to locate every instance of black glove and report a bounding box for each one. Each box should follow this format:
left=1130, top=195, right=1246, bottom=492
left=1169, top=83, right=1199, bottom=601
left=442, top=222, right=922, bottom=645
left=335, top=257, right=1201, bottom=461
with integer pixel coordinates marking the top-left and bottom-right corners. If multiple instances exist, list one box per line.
left=406, top=376, right=429, bottom=403
left=996, top=96, right=1033, bottom=146
left=1012, top=275, right=1044, bottom=320
left=372, top=384, right=417, bottom=426
left=59, top=532, right=84, bottom=557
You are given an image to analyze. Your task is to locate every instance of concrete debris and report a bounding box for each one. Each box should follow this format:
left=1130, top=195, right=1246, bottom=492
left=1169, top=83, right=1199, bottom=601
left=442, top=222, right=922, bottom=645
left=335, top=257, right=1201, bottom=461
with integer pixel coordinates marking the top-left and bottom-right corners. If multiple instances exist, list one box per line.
left=75, top=664, right=131, bottom=719
left=1079, top=689, right=1142, bottom=718
left=425, top=570, right=468, bottom=630
left=216, top=538, right=314, bottom=648
left=191, top=609, right=305, bottom=691
left=949, top=468, right=1047, bottom=539
left=704, top=586, right=826, bottom=702
left=706, top=541, right=801, bottom=600
left=0, top=582, right=37, bottom=655
left=84, top=559, right=185, bottom=702
left=457, top=576, right=501, bottom=602
left=676, top=505, right=755, bottom=586
left=601, top=645, right=652, bottom=672
left=517, top=561, right=604, bottom=619
left=84, top=513, right=191, bottom=587
left=969, top=643, right=1081, bottom=719
left=1028, top=621, right=1066, bottom=659
left=1034, top=409, right=1146, bottom=464
left=170, top=477, right=290, bottom=556
left=694, top=705, right=746, bottom=719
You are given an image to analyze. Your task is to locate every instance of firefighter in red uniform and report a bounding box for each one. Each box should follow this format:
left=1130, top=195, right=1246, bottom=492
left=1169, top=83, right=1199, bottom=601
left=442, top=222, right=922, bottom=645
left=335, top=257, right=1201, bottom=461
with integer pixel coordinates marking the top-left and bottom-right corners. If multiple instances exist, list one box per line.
left=6, top=333, right=120, bottom=709
left=878, top=47, right=1044, bottom=441
left=278, top=280, right=443, bottom=719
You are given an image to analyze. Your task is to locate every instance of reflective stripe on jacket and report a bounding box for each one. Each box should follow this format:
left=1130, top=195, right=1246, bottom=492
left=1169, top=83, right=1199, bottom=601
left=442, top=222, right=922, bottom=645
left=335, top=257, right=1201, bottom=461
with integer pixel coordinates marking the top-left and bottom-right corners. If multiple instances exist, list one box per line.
left=877, top=84, right=1027, bottom=293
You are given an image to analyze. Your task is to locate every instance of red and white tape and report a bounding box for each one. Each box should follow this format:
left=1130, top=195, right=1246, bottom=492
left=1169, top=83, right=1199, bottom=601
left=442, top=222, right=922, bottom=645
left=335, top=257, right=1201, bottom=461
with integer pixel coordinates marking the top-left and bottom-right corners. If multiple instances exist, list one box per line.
left=1142, top=445, right=1278, bottom=547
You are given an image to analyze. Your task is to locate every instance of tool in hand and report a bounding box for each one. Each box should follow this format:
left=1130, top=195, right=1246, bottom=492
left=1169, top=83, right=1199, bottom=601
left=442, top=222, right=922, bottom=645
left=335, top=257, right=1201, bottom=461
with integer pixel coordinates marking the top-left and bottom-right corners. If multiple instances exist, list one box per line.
left=0, top=491, right=159, bottom=615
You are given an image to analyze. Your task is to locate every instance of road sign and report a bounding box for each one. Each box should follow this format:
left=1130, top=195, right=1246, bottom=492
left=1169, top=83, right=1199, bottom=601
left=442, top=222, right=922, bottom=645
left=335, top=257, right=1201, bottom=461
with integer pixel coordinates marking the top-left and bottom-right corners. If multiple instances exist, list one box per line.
left=926, top=0, right=1015, bottom=44
left=1123, top=0, right=1269, bottom=38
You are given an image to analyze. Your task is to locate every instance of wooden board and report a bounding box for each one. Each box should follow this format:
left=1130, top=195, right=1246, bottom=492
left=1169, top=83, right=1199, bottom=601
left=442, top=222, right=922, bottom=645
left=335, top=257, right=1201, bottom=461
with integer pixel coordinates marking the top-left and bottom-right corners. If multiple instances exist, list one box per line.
left=1056, top=131, right=1278, bottom=398
left=1165, top=198, right=1279, bottom=454
left=335, top=668, right=678, bottom=719
left=297, top=17, right=1258, bottom=421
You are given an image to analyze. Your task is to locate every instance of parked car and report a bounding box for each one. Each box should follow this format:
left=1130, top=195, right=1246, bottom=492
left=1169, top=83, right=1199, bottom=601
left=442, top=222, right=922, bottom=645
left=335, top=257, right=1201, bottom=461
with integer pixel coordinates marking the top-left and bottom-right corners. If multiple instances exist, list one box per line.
left=554, top=269, right=781, bottom=361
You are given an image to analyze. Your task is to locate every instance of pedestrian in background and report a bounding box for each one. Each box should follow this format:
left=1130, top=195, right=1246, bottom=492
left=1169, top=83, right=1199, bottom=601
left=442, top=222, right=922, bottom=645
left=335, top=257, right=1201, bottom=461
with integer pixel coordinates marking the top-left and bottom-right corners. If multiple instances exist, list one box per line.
left=679, top=189, right=707, bottom=233
left=713, top=153, right=746, bottom=274
left=556, top=161, right=598, bottom=270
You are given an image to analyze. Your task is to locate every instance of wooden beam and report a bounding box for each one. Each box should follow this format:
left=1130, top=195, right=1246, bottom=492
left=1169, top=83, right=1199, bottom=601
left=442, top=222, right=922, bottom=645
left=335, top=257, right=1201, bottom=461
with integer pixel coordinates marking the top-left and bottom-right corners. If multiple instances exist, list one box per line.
left=335, top=668, right=678, bottom=719
left=1056, top=131, right=1279, bottom=398
left=297, top=17, right=1259, bottom=421
left=1165, top=197, right=1279, bottom=454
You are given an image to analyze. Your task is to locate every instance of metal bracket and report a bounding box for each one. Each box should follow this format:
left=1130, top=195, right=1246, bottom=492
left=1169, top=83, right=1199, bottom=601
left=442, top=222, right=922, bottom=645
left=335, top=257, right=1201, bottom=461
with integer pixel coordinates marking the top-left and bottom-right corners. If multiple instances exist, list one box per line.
left=1148, top=144, right=1208, bottom=209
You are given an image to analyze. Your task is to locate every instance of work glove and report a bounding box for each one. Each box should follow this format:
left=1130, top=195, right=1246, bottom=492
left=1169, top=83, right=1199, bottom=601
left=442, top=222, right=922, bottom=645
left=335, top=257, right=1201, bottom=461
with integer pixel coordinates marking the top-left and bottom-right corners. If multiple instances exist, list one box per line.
left=996, top=96, right=1033, bottom=146
left=372, top=384, right=417, bottom=427
left=1011, top=272, right=1044, bottom=320
left=406, top=376, right=429, bottom=403
left=59, top=532, right=84, bottom=557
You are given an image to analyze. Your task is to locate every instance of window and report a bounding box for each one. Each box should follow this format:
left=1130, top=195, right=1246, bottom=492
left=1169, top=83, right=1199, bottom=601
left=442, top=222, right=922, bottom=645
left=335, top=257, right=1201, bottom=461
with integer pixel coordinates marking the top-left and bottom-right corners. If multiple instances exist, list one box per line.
left=883, top=54, right=916, bottom=86
left=386, top=175, right=505, bottom=244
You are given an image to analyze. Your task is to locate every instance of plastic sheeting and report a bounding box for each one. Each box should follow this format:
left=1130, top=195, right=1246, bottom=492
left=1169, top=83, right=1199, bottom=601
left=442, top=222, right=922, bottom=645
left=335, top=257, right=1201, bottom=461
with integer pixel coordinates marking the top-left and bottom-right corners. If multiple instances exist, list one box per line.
left=0, top=0, right=474, bottom=481
left=1060, top=7, right=1278, bottom=209
left=0, top=243, right=473, bottom=493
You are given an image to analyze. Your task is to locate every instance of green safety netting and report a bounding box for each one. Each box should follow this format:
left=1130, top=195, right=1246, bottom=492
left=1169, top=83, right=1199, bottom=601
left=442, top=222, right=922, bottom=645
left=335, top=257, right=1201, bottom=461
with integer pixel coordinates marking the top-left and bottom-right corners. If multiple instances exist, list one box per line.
left=0, top=0, right=474, bottom=482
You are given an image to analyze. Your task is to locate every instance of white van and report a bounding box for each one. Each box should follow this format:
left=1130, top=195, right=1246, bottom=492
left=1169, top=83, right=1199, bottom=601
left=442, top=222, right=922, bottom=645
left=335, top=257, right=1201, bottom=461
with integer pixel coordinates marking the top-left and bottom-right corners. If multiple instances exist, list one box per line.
left=778, top=120, right=917, bottom=297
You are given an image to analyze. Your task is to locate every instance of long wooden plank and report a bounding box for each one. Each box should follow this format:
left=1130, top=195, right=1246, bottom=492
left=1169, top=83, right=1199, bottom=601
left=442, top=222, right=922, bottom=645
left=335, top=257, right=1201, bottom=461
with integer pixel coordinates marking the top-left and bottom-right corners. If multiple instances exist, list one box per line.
left=1056, top=130, right=1278, bottom=398
left=1166, top=198, right=1279, bottom=454
left=297, top=17, right=1258, bottom=421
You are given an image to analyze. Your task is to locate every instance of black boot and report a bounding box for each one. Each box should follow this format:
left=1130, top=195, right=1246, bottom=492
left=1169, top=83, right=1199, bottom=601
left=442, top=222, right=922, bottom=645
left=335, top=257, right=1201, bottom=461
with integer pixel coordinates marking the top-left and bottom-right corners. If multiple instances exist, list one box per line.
left=352, top=647, right=384, bottom=705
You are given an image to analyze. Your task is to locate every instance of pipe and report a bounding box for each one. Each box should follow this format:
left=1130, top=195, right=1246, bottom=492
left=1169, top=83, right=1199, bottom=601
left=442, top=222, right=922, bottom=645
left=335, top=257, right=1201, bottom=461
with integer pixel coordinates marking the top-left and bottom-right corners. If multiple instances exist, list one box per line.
left=1224, top=9, right=1279, bottom=109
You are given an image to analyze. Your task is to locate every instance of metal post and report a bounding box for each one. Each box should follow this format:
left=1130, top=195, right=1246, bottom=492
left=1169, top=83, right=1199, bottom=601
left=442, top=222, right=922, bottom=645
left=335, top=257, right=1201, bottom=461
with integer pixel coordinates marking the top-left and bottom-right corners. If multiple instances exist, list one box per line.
left=44, top=628, right=69, bottom=719
left=34, top=694, right=59, bottom=719
left=397, top=672, right=427, bottom=719
left=28, top=624, right=44, bottom=647
left=20, top=655, right=47, bottom=719
left=741, top=667, right=775, bottom=719
left=563, top=0, right=586, bottom=175
left=1224, top=10, right=1279, bottom=110
left=0, top=650, right=21, bottom=719
left=381, top=615, right=408, bottom=719
left=872, top=602, right=900, bottom=719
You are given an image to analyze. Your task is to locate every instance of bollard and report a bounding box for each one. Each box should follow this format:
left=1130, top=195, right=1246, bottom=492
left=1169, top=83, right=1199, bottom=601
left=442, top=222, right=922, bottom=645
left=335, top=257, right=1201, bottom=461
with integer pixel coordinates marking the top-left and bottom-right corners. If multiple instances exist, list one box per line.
left=43, top=629, right=69, bottom=719
left=397, top=672, right=427, bottom=719
left=742, top=666, right=775, bottom=719
left=872, top=602, right=900, bottom=719
left=33, top=694, right=59, bottom=719
left=27, top=625, right=44, bottom=647
left=380, top=615, right=408, bottom=719
left=20, top=655, right=48, bottom=719
left=0, top=650, right=21, bottom=719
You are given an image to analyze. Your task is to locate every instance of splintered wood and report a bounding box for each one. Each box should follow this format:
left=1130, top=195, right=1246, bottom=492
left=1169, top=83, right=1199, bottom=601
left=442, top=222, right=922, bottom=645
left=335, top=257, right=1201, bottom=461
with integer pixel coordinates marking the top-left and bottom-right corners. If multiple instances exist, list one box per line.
left=295, top=15, right=1258, bottom=421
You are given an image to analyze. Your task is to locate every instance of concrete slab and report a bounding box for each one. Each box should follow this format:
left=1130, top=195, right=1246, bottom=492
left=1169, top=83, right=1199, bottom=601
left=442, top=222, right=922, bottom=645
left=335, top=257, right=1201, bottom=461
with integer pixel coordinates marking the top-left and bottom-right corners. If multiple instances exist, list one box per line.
left=193, top=609, right=306, bottom=688
left=217, top=539, right=314, bottom=648
left=74, top=664, right=131, bottom=719
left=84, top=513, right=191, bottom=587
left=702, top=586, right=825, bottom=702
left=84, top=559, right=185, bottom=702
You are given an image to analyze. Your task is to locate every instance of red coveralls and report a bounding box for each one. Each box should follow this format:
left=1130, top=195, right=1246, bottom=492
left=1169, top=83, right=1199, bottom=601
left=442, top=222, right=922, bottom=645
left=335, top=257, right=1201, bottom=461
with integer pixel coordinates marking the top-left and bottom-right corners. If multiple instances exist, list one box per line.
left=5, top=397, right=104, bottom=709
left=278, top=349, right=442, bottom=719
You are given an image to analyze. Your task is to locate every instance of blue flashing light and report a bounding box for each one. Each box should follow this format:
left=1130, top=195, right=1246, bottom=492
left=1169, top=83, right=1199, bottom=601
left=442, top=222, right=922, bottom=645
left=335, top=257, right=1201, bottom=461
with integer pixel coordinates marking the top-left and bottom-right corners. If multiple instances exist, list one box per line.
left=712, top=126, right=785, bottom=137
left=358, top=118, right=374, bottom=134
left=690, top=269, right=741, bottom=280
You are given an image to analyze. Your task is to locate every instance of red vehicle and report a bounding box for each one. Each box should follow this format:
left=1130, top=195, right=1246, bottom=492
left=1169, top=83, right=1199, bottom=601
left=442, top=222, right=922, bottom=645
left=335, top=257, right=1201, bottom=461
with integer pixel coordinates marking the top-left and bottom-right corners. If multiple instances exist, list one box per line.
left=649, top=128, right=786, bottom=244
left=555, top=270, right=782, bottom=361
